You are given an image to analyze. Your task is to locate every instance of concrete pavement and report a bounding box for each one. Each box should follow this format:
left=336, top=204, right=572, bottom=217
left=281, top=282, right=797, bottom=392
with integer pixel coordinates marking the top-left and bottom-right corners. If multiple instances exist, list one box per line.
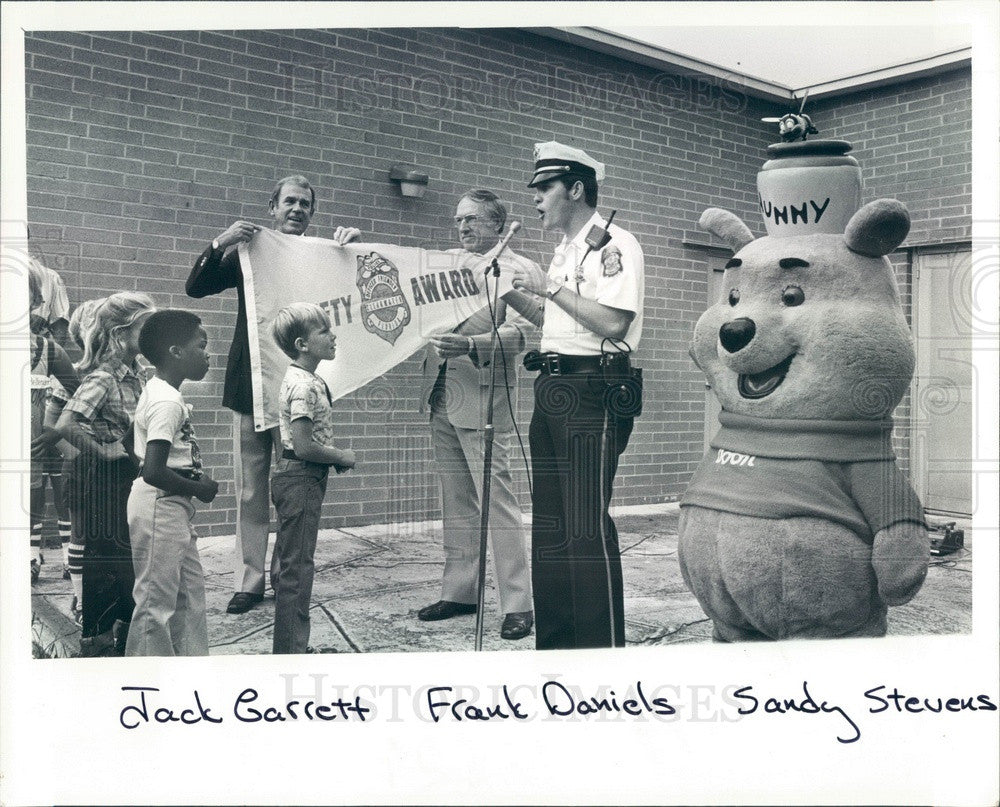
left=30, top=503, right=974, bottom=658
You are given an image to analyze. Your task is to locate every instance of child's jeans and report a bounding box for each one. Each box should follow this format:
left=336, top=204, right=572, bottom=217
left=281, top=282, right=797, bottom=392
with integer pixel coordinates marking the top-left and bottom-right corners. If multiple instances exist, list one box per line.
left=125, top=478, right=208, bottom=656
left=270, top=459, right=329, bottom=654
left=76, top=454, right=138, bottom=640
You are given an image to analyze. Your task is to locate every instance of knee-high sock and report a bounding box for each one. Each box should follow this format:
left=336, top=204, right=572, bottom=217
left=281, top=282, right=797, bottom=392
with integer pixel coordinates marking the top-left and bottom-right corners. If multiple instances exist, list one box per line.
left=68, top=542, right=84, bottom=602
left=31, top=522, right=43, bottom=564
left=59, top=519, right=72, bottom=565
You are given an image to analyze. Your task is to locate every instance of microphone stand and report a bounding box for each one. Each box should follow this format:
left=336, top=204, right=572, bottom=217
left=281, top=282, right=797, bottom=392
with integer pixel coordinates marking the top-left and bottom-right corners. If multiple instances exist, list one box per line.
left=474, top=256, right=503, bottom=651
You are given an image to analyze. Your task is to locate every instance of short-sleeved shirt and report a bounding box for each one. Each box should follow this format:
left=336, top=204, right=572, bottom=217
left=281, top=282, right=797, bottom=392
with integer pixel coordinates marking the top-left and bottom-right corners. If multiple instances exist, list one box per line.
left=680, top=412, right=926, bottom=544
left=30, top=258, right=70, bottom=328
left=133, top=376, right=203, bottom=475
left=29, top=334, right=52, bottom=392
left=542, top=212, right=644, bottom=355
left=63, top=358, right=145, bottom=444
left=30, top=334, right=53, bottom=435
left=277, top=364, right=336, bottom=452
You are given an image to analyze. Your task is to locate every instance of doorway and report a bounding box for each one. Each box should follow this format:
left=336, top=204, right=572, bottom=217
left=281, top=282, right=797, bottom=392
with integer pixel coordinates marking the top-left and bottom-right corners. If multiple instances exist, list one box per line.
left=910, top=248, right=974, bottom=517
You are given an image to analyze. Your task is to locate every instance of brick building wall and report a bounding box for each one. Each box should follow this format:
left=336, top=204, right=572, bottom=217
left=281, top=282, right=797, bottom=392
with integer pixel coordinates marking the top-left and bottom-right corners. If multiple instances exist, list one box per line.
left=23, top=28, right=971, bottom=534
left=808, top=69, right=972, bottom=246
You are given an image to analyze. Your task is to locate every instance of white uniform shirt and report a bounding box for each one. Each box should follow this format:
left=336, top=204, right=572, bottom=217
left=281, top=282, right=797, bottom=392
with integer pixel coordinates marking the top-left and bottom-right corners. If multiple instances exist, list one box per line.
left=541, top=212, right=644, bottom=356
left=133, top=376, right=203, bottom=475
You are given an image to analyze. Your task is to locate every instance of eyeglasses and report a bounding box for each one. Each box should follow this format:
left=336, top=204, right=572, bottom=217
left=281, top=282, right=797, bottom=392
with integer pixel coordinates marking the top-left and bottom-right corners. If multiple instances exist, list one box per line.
left=454, top=214, right=482, bottom=227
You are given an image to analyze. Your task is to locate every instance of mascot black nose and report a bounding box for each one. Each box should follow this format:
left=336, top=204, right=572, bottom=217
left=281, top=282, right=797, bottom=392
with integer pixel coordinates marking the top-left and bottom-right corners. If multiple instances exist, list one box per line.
left=719, top=318, right=756, bottom=353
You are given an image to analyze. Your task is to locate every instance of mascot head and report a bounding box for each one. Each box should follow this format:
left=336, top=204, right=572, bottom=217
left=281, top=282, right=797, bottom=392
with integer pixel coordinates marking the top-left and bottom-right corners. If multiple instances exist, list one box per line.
left=692, top=199, right=914, bottom=421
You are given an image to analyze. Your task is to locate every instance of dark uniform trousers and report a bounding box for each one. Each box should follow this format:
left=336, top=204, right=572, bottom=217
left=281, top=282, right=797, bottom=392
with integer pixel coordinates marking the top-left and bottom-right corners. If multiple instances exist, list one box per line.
left=529, top=372, right=634, bottom=650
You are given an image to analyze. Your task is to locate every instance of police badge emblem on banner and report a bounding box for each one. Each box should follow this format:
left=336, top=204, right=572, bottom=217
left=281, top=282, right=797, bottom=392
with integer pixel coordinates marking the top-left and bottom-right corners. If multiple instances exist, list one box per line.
left=239, top=229, right=514, bottom=430
left=356, top=252, right=411, bottom=346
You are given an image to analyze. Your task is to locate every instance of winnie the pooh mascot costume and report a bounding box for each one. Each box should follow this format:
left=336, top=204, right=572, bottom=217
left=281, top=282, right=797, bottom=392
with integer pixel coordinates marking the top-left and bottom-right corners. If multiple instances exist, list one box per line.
left=678, top=198, right=929, bottom=641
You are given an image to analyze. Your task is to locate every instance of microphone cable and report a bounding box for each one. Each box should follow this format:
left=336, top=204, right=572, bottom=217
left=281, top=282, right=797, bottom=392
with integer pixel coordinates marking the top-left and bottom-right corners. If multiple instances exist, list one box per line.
left=485, top=257, right=533, bottom=501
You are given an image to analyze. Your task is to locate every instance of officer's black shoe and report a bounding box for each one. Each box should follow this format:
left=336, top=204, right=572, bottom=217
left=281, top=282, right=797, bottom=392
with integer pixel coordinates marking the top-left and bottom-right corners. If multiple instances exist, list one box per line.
left=417, top=600, right=477, bottom=621
left=501, top=611, right=533, bottom=640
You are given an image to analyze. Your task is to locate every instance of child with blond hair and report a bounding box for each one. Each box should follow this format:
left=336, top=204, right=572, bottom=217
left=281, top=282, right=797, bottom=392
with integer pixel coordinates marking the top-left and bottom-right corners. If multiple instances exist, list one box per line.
left=270, top=303, right=355, bottom=654
left=58, top=292, right=156, bottom=656
left=53, top=298, right=106, bottom=619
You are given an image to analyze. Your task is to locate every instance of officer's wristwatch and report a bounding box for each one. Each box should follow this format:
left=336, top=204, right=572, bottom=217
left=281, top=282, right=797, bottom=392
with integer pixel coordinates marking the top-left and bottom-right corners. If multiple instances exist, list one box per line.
left=211, top=239, right=221, bottom=251
left=546, top=278, right=564, bottom=300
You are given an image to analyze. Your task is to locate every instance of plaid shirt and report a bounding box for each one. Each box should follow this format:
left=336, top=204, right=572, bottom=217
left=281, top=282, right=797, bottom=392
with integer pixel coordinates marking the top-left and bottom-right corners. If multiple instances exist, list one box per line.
left=63, top=358, right=145, bottom=444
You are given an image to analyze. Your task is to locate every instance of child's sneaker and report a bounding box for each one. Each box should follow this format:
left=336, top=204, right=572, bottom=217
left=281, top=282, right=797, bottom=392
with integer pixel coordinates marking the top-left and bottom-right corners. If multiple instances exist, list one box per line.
left=112, top=619, right=130, bottom=656
left=30, top=559, right=40, bottom=585
left=77, top=631, right=115, bottom=658
left=70, top=596, right=83, bottom=627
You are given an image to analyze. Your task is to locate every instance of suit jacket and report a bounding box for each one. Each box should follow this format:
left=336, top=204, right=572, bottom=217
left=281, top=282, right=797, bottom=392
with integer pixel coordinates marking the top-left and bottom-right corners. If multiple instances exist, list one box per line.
left=421, top=249, right=538, bottom=432
left=185, top=243, right=254, bottom=414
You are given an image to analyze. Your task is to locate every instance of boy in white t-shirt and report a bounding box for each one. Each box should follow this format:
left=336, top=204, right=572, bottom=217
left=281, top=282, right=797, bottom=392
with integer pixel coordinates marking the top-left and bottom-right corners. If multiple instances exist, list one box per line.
left=270, top=303, right=356, bottom=654
left=125, top=310, right=218, bottom=656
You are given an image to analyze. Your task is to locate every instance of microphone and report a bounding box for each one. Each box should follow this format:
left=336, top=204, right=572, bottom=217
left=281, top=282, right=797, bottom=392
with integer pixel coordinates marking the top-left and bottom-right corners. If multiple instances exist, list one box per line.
left=487, top=221, right=522, bottom=276
left=576, top=209, right=617, bottom=274
left=585, top=209, right=616, bottom=251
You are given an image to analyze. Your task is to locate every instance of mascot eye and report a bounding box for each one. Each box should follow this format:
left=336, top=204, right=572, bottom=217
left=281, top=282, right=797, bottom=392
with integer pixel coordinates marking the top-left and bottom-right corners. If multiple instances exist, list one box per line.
left=728, top=288, right=740, bottom=306
left=781, top=285, right=805, bottom=306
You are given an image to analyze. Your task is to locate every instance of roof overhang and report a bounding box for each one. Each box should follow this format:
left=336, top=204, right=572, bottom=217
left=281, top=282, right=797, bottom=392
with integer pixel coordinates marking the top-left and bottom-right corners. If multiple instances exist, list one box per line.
left=532, top=27, right=971, bottom=103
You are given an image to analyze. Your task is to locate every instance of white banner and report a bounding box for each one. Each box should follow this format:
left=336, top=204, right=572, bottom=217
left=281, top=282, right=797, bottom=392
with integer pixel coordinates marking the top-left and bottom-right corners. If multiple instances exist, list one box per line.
left=240, top=229, right=514, bottom=430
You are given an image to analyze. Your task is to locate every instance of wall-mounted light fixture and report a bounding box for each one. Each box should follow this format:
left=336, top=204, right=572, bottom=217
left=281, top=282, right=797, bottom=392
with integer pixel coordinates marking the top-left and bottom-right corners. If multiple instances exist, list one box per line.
left=389, top=164, right=430, bottom=198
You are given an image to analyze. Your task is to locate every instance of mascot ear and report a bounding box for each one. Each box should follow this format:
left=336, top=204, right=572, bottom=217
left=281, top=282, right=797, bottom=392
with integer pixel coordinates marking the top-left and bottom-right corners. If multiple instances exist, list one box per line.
left=844, top=199, right=910, bottom=257
left=699, top=208, right=754, bottom=253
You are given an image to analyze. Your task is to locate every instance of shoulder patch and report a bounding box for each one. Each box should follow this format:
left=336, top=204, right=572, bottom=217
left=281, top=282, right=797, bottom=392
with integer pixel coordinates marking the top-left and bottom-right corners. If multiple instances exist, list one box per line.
left=601, top=245, right=623, bottom=277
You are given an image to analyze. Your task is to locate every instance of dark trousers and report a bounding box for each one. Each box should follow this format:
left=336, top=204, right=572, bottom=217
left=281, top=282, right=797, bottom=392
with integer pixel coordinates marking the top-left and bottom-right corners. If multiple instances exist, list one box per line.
left=72, top=455, right=139, bottom=639
left=270, top=460, right=329, bottom=655
left=529, top=373, right=634, bottom=650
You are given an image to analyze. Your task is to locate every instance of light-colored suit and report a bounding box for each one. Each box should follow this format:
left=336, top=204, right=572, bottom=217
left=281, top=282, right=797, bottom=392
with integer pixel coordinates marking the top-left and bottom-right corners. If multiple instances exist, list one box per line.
left=422, top=250, right=537, bottom=614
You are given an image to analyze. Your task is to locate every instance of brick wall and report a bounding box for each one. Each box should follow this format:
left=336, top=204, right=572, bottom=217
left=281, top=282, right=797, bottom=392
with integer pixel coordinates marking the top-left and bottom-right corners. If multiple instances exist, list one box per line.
left=23, top=28, right=971, bottom=534
left=808, top=69, right=972, bottom=245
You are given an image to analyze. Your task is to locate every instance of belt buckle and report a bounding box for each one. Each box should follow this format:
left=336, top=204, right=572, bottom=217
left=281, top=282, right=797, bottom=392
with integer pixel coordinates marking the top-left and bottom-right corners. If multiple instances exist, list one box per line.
left=547, top=354, right=562, bottom=376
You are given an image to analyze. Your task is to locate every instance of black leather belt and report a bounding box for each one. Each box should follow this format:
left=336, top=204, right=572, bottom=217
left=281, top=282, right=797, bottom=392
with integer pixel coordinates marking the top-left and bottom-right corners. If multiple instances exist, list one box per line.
left=524, top=351, right=604, bottom=375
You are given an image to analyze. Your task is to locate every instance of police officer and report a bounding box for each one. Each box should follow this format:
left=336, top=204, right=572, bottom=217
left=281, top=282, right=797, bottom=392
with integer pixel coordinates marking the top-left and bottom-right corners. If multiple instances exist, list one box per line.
left=507, top=141, right=645, bottom=650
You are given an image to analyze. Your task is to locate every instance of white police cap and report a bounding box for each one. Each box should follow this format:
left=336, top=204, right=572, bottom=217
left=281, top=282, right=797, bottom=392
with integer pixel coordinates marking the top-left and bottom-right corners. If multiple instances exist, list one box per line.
left=528, top=140, right=606, bottom=187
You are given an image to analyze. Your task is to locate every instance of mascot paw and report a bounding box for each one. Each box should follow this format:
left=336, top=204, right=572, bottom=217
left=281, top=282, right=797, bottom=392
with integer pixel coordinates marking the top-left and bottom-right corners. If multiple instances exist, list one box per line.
left=871, top=521, right=929, bottom=605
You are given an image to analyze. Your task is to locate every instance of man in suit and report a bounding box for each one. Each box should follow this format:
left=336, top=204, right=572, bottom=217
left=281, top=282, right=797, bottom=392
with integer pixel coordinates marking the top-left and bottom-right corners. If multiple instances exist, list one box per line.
left=418, top=189, right=536, bottom=640
left=186, top=175, right=360, bottom=614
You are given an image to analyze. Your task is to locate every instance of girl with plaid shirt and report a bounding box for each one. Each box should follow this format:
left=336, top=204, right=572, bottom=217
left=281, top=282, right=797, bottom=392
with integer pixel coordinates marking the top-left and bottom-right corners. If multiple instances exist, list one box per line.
left=57, top=292, right=156, bottom=656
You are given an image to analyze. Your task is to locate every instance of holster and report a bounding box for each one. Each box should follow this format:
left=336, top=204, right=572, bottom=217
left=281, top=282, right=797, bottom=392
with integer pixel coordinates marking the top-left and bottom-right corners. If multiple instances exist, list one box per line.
left=602, top=357, right=643, bottom=419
